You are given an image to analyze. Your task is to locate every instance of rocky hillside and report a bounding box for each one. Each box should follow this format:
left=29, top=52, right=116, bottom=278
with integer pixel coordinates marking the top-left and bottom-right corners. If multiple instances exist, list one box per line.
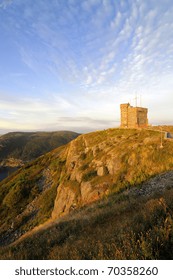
left=1, top=170, right=173, bottom=260
left=52, top=128, right=173, bottom=219
left=0, top=127, right=173, bottom=258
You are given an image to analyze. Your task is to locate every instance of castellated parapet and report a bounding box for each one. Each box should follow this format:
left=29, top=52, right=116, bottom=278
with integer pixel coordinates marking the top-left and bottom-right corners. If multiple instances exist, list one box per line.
left=120, top=103, right=148, bottom=128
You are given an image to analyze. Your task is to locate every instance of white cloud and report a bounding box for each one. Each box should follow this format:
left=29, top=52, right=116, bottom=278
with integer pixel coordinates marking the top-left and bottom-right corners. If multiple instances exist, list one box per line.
left=0, top=91, right=76, bottom=128
left=110, top=11, right=122, bottom=29
left=19, top=47, right=37, bottom=72
left=81, top=0, right=98, bottom=12
left=1, top=0, right=173, bottom=132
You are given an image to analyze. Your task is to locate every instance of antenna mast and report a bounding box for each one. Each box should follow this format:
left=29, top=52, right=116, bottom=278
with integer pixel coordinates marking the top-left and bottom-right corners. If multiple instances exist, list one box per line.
left=135, top=92, right=137, bottom=107
left=140, top=94, right=142, bottom=107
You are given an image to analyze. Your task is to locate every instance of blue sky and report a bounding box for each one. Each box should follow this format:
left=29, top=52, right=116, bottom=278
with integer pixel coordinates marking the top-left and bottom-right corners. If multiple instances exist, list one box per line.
left=0, top=0, right=173, bottom=133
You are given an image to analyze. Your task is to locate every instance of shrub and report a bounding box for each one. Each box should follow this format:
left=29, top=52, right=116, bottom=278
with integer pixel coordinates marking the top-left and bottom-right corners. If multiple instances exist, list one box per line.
left=82, top=170, right=97, bottom=181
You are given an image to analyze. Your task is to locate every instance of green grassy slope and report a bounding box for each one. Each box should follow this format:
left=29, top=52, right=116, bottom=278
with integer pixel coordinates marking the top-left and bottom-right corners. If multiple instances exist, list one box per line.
left=1, top=178, right=173, bottom=260
left=0, top=127, right=173, bottom=259
left=0, top=145, right=66, bottom=245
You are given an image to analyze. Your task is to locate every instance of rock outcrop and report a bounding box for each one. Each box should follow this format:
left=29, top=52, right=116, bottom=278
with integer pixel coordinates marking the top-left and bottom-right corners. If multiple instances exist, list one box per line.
left=51, top=128, right=173, bottom=218
left=1, top=127, right=173, bottom=245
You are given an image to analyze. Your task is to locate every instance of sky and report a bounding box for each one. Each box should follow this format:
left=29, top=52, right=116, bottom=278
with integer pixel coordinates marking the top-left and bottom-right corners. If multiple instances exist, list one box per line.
left=0, top=0, right=173, bottom=134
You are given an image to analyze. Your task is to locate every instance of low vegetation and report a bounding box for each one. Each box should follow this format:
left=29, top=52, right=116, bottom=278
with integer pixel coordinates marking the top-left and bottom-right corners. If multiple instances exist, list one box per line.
left=0, top=127, right=173, bottom=259
left=0, top=182, right=173, bottom=260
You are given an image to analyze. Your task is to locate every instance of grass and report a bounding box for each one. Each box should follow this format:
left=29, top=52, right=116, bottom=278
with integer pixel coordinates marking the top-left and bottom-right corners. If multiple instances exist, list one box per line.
left=0, top=127, right=173, bottom=259
left=1, top=185, right=173, bottom=259
left=0, top=147, right=66, bottom=240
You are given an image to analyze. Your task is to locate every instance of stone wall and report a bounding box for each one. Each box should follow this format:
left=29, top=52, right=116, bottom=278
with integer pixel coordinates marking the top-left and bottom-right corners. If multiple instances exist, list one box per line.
left=120, top=103, right=148, bottom=128
left=120, top=103, right=129, bottom=127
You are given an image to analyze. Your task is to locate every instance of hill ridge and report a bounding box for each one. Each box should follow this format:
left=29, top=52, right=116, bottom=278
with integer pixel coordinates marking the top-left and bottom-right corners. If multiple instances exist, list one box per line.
left=0, top=127, right=173, bottom=259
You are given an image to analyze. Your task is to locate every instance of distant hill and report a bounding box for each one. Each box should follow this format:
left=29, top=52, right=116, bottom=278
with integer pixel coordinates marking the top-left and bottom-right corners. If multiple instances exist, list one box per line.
left=0, top=127, right=173, bottom=259
left=0, top=131, right=80, bottom=165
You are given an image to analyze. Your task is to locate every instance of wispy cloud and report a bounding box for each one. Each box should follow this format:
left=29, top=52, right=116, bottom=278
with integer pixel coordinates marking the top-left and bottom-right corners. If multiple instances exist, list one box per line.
left=0, top=91, right=116, bottom=132
left=0, top=0, right=173, bottom=132
left=117, top=2, right=173, bottom=95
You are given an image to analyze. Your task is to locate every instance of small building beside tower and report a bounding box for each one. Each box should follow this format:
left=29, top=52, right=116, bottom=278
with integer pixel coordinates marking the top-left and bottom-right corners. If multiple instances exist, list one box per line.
left=120, top=103, right=148, bottom=128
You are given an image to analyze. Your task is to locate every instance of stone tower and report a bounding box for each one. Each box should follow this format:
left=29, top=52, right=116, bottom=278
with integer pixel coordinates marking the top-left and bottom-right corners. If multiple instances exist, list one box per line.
left=120, top=103, right=148, bottom=128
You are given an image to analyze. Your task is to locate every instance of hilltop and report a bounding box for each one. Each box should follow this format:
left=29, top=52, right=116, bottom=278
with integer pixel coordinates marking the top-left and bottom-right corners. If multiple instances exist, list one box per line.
left=0, top=131, right=79, bottom=166
left=0, top=127, right=173, bottom=259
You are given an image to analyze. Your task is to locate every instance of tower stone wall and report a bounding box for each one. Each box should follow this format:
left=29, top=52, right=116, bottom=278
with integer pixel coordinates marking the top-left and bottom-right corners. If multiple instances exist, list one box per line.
left=120, top=103, right=148, bottom=128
